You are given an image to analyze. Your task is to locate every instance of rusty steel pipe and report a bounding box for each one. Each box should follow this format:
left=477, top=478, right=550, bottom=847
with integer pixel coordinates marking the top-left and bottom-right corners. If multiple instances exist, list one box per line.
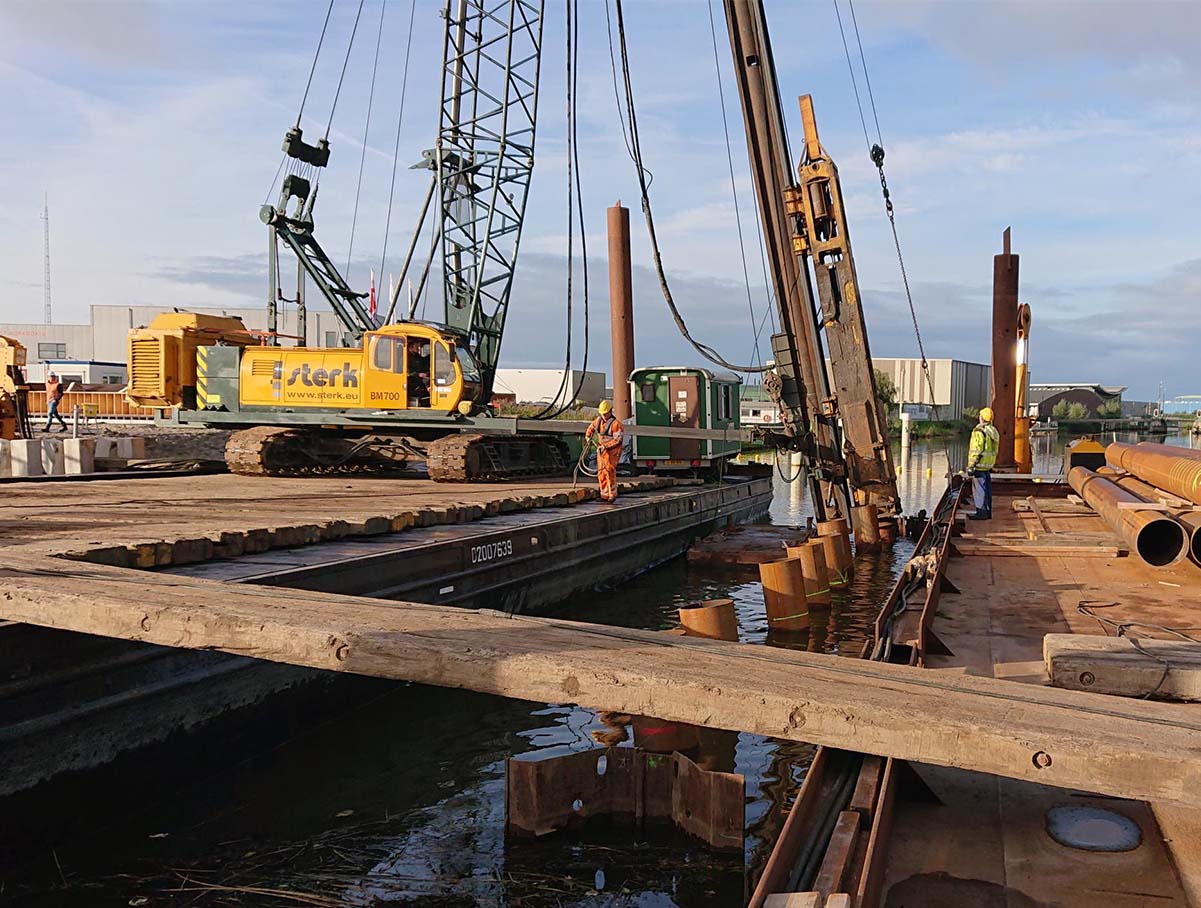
left=785, top=539, right=832, bottom=605
left=607, top=202, right=635, bottom=421
left=1102, top=467, right=1201, bottom=565
left=759, top=557, right=809, bottom=631
left=1137, top=441, right=1201, bottom=461
left=1106, top=442, right=1201, bottom=505
left=990, top=228, right=1018, bottom=470
left=1068, top=467, right=1187, bottom=568
left=678, top=598, right=739, bottom=641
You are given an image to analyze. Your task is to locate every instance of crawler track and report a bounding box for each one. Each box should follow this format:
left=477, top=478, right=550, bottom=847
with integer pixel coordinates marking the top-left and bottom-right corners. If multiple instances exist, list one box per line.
left=226, top=426, right=570, bottom=481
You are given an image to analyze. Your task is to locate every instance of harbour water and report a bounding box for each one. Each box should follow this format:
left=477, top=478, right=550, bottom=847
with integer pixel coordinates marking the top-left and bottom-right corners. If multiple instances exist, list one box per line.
left=1, top=433, right=1189, bottom=907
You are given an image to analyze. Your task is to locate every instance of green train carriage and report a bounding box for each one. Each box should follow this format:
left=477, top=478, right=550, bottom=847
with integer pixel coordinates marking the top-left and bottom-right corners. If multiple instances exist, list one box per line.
left=629, top=366, right=742, bottom=476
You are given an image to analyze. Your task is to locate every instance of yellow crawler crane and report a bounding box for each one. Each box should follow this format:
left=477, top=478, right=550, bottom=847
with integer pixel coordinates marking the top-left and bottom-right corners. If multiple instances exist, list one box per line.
left=126, top=313, right=570, bottom=480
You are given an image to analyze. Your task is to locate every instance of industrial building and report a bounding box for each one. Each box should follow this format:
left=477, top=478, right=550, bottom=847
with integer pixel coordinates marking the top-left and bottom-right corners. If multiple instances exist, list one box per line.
left=1028, top=382, right=1125, bottom=418
left=492, top=368, right=606, bottom=406
left=866, top=358, right=991, bottom=420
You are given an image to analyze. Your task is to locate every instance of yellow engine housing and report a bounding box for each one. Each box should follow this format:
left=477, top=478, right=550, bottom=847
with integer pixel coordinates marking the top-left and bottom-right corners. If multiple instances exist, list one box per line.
left=127, top=313, right=254, bottom=408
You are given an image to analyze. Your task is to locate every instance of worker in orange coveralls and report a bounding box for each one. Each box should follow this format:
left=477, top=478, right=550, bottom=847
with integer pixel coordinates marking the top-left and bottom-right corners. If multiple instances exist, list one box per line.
left=585, top=400, right=624, bottom=503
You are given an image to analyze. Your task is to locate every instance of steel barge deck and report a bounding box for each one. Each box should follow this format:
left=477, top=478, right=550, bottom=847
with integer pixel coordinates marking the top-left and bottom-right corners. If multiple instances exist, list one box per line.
left=0, top=469, right=771, bottom=795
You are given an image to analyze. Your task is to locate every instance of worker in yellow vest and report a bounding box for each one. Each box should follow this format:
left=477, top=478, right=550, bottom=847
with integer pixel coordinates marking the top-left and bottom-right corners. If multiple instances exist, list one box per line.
left=966, top=407, right=1000, bottom=519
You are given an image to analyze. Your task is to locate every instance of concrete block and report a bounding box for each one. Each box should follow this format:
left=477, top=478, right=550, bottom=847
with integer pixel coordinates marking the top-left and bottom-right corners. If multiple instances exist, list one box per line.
left=94, top=437, right=146, bottom=460
left=40, top=437, right=66, bottom=475
left=9, top=439, right=44, bottom=477
left=0, top=439, right=10, bottom=477
left=64, top=437, right=97, bottom=475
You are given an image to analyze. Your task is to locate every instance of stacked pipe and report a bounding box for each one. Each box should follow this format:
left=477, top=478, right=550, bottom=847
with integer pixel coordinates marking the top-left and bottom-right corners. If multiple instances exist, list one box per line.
left=1099, top=467, right=1201, bottom=564
left=1100, top=441, right=1201, bottom=568
left=1068, top=466, right=1187, bottom=568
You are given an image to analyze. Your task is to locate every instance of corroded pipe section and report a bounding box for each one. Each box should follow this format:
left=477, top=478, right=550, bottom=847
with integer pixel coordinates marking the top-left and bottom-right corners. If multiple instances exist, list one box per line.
left=1107, top=442, right=1201, bottom=505
left=1068, top=466, right=1187, bottom=568
left=785, top=539, right=832, bottom=604
left=991, top=228, right=1018, bottom=470
left=759, top=557, right=809, bottom=630
left=1101, top=467, right=1201, bottom=565
left=678, top=598, right=739, bottom=641
left=1138, top=441, right=1201, bottom=461
left=607, top=202, right=635, bottom=420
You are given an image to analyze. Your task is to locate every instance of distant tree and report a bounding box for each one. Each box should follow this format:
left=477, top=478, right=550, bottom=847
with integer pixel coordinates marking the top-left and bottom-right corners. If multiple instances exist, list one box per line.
left=874, top=369, right=898, bottom=417
left=1067, top=402, right=1089, bottom=420
left=1097, top=398, right=1122, bottom=418
left=1051, top=399, right=1071, bottom=420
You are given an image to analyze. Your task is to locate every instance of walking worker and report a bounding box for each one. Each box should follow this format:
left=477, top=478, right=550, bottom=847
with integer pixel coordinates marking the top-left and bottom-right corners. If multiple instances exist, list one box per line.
left=965, top=406, right=999, bottom=519
left=44, top=372, right=68, bottom=432
left=585, top=400, right=624, bottom=503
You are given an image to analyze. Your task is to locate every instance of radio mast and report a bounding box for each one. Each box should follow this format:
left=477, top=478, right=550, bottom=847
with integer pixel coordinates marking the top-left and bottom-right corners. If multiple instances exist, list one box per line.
left=41, top=195, right=52, bottom=324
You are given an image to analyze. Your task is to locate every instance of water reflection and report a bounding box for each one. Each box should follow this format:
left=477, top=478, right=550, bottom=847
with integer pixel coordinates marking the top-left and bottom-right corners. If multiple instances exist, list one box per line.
left=24, top=435, right=1197, bottom=906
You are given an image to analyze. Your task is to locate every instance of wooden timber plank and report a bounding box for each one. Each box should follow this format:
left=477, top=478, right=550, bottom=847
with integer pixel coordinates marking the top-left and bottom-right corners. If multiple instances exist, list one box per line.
left=954, top=542, right=1123, bottom=557
left=812, top=810, right=861, bottom=896
left=1044, top=633, right=1201, bottom=701
left=1026, top=496, right=1053, bottom=539
left=2, top=556, right=1201, bottom=807
left=764, top=895, right=820, bottom=908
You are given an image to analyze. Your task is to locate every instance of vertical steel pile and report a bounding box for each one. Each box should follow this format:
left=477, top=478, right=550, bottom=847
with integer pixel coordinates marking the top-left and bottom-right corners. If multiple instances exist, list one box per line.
left=607, top=202, right=635, bottom=421
left=991, top=228, right=1019, bottom=470
left=1068, top=466, right=1187, bottom=567
left=1106, top=442, right=1201, bottom=505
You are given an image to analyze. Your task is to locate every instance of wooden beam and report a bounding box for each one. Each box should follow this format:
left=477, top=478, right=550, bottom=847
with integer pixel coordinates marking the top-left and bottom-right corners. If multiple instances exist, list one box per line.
left=2, top=557, right=1201, bottom=806
left=1045, top=633, right=1201, bottom=702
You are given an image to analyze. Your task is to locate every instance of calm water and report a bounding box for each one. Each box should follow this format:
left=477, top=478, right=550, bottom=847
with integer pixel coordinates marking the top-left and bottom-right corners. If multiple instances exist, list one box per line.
left=2, top=433, right=1190, bottom=907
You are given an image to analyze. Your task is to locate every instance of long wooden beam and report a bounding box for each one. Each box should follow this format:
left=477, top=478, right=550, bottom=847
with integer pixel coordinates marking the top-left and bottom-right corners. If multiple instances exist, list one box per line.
left=3, top=556, right=1201, bottom=807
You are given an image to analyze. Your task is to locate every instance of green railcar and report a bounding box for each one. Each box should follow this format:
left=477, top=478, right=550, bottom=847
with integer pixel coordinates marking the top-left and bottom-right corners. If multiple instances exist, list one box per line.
left=629, top=366, right=741, bottom=475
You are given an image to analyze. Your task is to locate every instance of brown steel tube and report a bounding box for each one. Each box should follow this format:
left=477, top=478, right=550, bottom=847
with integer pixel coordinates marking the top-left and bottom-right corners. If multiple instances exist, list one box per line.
left=1181, top=513, right=1201, bottom=566
left=785, top=539, right=832, bottom=604
left=759, top=557, right=809, bottom=630
left=1137, top=441, right=1201, bottom=461
left=991, top=228, right=1018, bottom=470
left=1103, top=468, right=1201, bottom=565
left=1106, top=442, right=1201, bottom=505
left=678, top=598, right=739, bottom=641
left=607, top=202, right=635, bottom=420
left=818, top=533, right=853, bottom=586
left=816, top=517, right=849, bottom=538
left=1068, top=466, right=1187, bottom=567
left=851, top=504, right=880, bottom=551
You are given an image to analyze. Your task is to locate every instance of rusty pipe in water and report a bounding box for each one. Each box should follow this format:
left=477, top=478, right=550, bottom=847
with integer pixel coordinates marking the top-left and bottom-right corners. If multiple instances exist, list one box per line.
left=1106, top=442, right=1201, bottom=505
left=1068, top=466, right=1187, bottom=568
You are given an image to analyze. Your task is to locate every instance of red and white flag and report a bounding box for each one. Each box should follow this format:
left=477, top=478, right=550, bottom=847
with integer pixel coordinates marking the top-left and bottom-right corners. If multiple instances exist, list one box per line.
left=369, top=269, right=378, bottom=319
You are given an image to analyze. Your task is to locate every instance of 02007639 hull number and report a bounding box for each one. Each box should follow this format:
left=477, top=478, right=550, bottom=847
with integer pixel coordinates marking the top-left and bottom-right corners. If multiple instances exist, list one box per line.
left=471, top=538, right=514, bottom=564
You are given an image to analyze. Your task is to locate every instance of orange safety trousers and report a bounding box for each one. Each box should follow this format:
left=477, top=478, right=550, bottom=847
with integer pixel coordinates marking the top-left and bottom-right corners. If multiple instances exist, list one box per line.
left=597, top=445, right=620, bottom=501
left=587, top=414, right=624, bottom=502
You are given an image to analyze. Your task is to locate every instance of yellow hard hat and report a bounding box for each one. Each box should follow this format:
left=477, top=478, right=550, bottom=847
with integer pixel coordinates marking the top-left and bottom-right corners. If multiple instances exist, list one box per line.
left=598, top=400, right=613, bottom=415
left=980, top=407, right=994, bottom=422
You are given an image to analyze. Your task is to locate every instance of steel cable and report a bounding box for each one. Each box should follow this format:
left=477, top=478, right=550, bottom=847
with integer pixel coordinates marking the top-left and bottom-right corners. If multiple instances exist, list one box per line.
left=378, top=0, right=419, bottom=287
left=346, top=0, right=388, bottom=281
left=613, top=0, right=768, bottom=375
left=324, top=0, right=367, bottom=142
left=706, top=0, right=764, bottom=376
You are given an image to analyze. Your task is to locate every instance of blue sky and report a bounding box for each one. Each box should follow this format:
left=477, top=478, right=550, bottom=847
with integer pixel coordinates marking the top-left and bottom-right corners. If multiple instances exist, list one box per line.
left=1, top=0, right=1198, bottom=400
